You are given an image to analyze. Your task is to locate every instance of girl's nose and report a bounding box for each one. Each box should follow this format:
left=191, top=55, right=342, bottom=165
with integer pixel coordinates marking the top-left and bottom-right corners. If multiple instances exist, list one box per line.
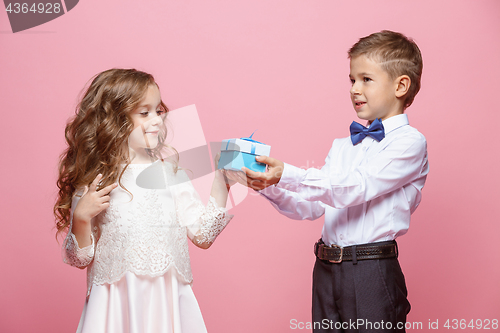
left=151, top=115, right=162, bottom=126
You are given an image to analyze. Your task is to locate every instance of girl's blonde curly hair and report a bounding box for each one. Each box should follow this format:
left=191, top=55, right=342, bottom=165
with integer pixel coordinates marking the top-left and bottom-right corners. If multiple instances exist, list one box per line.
left=54, top=68, right=177, bottom=238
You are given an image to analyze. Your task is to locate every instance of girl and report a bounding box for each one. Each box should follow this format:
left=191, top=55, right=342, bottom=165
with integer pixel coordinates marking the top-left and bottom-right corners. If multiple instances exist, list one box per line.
left=55, top=68, right=234, bottom=333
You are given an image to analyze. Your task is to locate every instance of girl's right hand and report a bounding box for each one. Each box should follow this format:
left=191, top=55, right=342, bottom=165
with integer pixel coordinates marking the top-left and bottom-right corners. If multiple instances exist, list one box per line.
left=73, top=174, right=118, bottom=224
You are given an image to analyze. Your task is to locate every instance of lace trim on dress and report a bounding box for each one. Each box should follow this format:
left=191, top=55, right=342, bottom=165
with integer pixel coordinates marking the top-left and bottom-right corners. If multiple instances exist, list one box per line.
left=190, top=196, right=233, bottom=247
left=62, top=233, right=95, bottom=268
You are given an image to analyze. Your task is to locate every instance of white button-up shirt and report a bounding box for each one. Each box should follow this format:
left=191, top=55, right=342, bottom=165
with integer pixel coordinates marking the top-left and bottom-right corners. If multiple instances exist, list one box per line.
left=260, top=114, right=429, bottom=247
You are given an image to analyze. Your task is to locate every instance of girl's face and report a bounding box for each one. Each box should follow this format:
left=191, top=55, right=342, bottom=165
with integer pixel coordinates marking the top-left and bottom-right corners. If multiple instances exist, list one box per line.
left=128, top=84, right=166, bottom=153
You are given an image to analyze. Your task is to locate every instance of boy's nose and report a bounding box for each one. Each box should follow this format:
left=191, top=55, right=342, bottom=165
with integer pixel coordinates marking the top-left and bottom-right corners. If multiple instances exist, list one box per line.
left=350, top=84, right=361, bottom=95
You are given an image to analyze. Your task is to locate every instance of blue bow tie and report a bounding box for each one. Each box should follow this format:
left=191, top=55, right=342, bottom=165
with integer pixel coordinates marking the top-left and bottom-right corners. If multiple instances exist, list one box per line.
left=350, top=118, right=385, bottom=145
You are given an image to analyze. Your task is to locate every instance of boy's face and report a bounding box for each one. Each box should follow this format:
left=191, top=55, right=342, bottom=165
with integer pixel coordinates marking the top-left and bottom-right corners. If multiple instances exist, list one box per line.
left=349, top=55, right=402, bottom=122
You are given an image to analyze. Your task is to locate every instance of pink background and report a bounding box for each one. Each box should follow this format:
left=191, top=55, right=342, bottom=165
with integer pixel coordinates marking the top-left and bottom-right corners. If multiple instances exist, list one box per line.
left=1, top=0, right=499, bottom=332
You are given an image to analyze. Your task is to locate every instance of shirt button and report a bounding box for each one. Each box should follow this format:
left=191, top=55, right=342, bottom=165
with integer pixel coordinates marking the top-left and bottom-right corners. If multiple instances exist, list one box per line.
left=339, top=234, right=344, bottom=240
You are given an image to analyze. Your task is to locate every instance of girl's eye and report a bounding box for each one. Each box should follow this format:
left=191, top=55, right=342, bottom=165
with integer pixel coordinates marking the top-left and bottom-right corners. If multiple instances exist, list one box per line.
left=140, top=112, right=149, bottom=117
left=156, top=110, right=166, bottom=116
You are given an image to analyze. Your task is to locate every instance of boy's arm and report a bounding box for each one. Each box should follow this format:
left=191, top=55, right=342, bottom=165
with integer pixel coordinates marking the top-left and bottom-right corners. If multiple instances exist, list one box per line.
left=244, top=133, right=428, bottom=209
left=226, top=152, right=331, bottom=221
left=258, top=183, right=326, bottom=221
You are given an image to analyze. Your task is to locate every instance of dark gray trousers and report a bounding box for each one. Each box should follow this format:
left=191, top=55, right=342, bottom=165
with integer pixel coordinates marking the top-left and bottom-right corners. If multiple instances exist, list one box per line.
left=312, top=250, right=410, bottom=332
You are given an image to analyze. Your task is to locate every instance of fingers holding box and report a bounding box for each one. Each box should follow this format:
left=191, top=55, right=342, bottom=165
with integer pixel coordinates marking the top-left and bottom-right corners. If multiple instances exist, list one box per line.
left=241, top=156, right=284, bottom=190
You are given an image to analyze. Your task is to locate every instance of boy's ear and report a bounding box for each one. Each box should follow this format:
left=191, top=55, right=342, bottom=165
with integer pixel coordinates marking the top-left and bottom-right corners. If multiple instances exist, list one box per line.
left=395, top=75, right=411, bottom=98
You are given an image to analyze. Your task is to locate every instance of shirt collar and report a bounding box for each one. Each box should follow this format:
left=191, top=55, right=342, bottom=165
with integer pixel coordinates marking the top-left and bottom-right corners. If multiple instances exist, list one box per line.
left=377, top=113, right=409, bottom=135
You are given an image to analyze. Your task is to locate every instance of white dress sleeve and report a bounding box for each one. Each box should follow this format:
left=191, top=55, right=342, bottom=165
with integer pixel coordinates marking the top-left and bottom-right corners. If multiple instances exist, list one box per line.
left=61, top=191, right=95, bottom=268
left=171, top=169, right=233, bottom=248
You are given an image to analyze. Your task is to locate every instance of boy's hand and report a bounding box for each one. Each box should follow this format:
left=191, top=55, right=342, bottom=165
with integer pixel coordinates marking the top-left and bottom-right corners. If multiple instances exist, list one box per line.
left=223, top=156, right=284, bottom=191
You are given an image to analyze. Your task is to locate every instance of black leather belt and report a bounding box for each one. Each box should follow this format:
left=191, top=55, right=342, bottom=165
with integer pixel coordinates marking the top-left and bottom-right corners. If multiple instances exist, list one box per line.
left=314, top=239, right=398, bottom=263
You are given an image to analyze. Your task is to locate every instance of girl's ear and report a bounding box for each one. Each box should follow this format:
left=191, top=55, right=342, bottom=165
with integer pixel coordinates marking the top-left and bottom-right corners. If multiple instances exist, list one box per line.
left=395, top=75, right=411, bottom=98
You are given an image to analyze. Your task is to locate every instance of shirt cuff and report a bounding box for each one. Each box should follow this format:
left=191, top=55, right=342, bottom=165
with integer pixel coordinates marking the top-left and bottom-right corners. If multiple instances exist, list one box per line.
left=275, top=162, right=307, bottom=192
left=258, top=183, right=282, bottom=200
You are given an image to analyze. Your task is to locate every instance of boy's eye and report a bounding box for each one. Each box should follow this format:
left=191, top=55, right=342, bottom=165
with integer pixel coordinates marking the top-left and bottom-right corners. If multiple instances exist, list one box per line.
left=363, top=77, right=372, bottom=82
left=350, top=78, right=355, bottom=84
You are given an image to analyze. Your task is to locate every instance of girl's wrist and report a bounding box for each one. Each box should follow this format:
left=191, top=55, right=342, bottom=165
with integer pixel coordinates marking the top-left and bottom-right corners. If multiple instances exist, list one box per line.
left=214, top=170, right=231, bottom=191
left=73, top=214, right=91, bottom=227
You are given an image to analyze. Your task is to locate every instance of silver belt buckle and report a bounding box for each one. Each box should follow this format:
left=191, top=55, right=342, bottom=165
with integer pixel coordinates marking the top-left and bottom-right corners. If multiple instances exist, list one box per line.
left=329, top=244, right=343, bottom=263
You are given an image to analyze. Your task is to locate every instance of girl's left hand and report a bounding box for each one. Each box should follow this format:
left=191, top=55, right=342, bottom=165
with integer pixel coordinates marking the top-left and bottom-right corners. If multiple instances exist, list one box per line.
left=73, top=174, right=118, bottom=223
left=214, top=152, right=236, bottom=188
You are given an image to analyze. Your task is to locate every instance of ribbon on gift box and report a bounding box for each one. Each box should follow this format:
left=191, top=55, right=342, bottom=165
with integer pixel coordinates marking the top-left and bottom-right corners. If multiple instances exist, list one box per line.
left=240, top=131, right=262, bottom=154
left=225, top=131, right=263, bottom=154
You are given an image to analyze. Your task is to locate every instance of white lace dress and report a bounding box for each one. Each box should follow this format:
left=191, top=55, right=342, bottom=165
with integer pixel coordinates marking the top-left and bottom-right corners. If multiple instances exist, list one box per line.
left=62, top=161, right=233, bottom=333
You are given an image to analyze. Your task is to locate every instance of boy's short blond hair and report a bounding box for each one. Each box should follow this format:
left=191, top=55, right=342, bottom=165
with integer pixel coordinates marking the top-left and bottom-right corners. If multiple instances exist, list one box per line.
left=348, top=30, right=423, bottom=109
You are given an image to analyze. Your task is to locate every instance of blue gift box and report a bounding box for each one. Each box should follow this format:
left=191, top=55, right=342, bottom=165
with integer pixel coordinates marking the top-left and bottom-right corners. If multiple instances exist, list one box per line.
left=218, top=134, right=271, bottom=173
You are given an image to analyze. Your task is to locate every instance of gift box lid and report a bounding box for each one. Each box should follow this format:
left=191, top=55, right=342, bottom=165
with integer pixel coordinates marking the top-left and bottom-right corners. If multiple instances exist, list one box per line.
left=221, top=133, right=271, bottom=156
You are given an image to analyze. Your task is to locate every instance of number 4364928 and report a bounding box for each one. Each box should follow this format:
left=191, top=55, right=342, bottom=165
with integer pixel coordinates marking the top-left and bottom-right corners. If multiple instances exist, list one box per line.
left=443, top=319, right=498, bottom=330
left=5, top=3, right=62, bottom=14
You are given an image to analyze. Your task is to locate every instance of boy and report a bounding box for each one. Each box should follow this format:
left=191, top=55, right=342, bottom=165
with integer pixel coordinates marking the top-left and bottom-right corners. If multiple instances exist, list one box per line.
left=226, top=30, right=428, bottom=332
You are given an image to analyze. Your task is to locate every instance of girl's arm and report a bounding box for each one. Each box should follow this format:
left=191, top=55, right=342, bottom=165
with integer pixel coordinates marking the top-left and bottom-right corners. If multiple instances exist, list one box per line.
left=62, top=175, right=117, bottom=269
left=173, top=167, right=234, bottom=250
left=62, top=192, right=95, bottom=269
left=191, top=170, right=233, bottom=249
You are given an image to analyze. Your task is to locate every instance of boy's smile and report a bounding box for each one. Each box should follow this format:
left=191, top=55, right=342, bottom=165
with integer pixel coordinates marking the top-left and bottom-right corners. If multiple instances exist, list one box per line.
left=349, top=55, right=404, bottom=122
